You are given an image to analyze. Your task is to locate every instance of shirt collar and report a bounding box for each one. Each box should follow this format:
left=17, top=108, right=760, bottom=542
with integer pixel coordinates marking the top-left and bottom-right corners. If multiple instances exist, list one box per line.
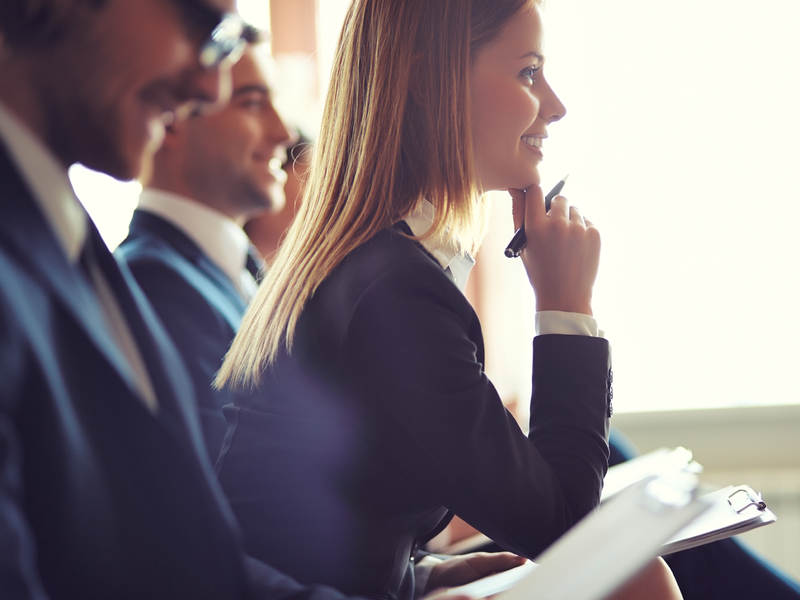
left=138, top=188, right=251, bottom=285
left=403, top=199, right=475, bottom=293
left=0, top=101, right=88, bottom=263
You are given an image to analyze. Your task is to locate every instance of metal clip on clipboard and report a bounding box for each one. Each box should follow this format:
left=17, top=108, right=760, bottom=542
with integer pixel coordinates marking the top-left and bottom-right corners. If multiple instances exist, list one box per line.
left=728, top=487, right=768, bottom=514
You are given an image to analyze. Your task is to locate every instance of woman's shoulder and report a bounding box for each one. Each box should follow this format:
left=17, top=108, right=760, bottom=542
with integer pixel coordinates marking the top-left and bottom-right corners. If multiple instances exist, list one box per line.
left=334, top=224, right=443, bottom=285
left=299, top=224, right=478, bottom=366
left=309, top=224, right=465, bottom=319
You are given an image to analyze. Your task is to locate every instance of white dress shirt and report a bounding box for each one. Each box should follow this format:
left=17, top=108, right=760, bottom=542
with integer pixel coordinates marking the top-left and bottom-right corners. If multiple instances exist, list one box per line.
left=0, top=101, right=159, bottom=411
left=137, top=189, right=259, bottom=300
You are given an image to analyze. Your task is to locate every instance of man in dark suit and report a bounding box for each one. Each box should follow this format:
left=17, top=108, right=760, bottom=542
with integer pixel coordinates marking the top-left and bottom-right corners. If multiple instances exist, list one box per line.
left=115, top=45, right=293, bottom=460
left=0, top=0, right=355, bottom=597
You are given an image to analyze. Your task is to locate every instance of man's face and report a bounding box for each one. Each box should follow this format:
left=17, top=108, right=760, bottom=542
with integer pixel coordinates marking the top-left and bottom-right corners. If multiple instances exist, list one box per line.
left=35, top=0, right=238, bottom=181
left=179, top=50, right=293, bottom=222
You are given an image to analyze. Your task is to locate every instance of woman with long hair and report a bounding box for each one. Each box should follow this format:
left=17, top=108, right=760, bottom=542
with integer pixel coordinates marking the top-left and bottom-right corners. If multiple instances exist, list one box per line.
left=215, top=1, right=677, bottom=598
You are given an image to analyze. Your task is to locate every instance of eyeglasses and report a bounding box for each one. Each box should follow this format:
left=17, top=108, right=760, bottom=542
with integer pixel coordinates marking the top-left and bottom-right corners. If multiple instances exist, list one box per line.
left=199, top=12, right=247, bottom=69
left=169, top=0, right=248, bottom=70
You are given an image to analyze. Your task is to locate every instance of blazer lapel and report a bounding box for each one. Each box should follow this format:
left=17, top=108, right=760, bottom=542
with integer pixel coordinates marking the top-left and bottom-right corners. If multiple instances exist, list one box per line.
left=87, top=222, right=208, bottom=454
left=0, top=147, right=204, bottom=456
left=127, top=210, right=248, bottom=327
left=0, top=151, right=148, bottom=403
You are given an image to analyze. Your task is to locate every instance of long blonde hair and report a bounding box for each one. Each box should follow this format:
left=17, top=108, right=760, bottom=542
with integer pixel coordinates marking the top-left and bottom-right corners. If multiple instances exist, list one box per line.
left=217, top=0, right=537, bottom=389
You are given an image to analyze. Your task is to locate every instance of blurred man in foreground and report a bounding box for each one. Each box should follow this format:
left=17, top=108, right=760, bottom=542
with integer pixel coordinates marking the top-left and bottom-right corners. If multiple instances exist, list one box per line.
left=0, top=0, right=349, bottom=596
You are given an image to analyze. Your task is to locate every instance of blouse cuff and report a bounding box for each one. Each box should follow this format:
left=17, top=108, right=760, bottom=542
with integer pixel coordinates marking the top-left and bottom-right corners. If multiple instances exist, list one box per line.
left=535, top=311, right=605, bottom=338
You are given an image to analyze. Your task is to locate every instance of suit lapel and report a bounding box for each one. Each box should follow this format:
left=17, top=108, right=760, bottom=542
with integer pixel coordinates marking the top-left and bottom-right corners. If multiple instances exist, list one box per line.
left=127, top=210, right=248, bottom=327
left=0, top=147, right=204, bottom=455
left=92, top=224, right=209, bottom=453
left=0, top=150, right=148, bottom=402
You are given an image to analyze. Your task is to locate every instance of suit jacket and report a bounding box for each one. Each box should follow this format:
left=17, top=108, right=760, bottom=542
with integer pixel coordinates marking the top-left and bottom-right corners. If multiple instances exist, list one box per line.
left=0, top=144, right=360, bottom=600
left=216, top=223, right=613, bottom=600
left=116, top=209, right=250, bottom=460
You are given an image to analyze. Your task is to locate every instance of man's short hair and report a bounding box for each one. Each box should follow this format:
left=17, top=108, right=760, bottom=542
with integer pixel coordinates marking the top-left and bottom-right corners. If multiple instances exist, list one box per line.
left=0, top=0, right=108, bottom=49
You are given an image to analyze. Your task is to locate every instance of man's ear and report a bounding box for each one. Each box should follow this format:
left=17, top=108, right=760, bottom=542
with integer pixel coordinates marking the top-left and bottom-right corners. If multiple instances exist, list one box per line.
left=159, top=121, right=183, bottom=149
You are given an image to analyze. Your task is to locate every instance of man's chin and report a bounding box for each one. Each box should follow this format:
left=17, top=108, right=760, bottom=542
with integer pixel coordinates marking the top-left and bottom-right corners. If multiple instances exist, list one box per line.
left=77, top=151, right=139, bottom=183
left=266, top=183, right=286, bottom=214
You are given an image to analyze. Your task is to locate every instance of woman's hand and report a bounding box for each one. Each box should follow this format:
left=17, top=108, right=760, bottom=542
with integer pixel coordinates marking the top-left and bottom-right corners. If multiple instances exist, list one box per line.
left=509, top=186, right=600, bottom=316
left=423, top=556, right=681, bottom=600
left=424, top=552, right=528, bottom=593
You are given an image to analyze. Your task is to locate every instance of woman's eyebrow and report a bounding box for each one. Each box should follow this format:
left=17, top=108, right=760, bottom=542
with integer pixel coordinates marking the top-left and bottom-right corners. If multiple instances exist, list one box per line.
left=518, top=51, right=544, bottom=62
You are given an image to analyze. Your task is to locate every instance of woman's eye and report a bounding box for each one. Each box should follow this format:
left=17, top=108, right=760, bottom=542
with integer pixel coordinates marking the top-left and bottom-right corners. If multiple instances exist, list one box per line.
left=521, top=66, right=540, bottom=83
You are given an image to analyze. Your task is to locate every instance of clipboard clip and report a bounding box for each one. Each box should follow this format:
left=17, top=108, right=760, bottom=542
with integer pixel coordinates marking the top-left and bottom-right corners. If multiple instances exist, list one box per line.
left=728, top=488, right=767, bottom=514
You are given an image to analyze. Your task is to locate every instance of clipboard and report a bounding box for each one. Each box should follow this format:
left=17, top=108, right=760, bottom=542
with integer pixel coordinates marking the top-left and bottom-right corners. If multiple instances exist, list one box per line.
left=446, top=472, right=708, bottom=600
left=600, top=448, right=776, bottom=553
left=439, top=447, right=777, bottom=593
left=662, top=484, right=776, bottom=554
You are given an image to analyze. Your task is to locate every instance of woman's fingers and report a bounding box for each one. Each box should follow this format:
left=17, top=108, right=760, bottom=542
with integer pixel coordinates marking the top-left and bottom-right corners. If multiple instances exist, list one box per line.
left=510, top=185, right=547, bottom=234
left=523, top=185, right=547, bottom=229
left=509, top=188, right=526, bottom=232
left=516, top=191, right=600, bottom=316
left=424, top=552, right=527, bottom=592
left=546, top=193, right=568, bottom=219
left=569, top=205, right=585, bottom=226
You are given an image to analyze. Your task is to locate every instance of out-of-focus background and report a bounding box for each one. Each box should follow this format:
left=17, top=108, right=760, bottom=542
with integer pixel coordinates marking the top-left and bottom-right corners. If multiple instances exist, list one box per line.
left=70, top=0, right=800, bottom=577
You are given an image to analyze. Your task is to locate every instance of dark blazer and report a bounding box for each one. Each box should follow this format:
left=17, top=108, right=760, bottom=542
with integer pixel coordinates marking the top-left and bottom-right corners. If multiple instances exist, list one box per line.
left=116, top=209, right=250, bottom=460
left=216, top=224, right=613, bottom=600
left=0, top=144, right=359, bottom=600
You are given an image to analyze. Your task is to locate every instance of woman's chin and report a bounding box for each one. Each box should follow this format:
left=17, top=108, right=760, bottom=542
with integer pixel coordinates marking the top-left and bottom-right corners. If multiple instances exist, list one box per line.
left=511, top=170, right=541, bottom=192
left=506, top=179, right=540, bottom=193
left=478, top=169, right=540, bottom=194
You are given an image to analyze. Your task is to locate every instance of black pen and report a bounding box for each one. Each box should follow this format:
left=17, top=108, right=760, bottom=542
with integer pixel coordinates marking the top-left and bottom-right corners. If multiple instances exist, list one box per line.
left=504, top=175, right=569, bottom=258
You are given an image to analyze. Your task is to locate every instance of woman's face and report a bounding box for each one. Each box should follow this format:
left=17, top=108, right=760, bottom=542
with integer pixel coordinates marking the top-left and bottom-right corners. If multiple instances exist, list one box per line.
left=469, top=4, right=566, bottom=193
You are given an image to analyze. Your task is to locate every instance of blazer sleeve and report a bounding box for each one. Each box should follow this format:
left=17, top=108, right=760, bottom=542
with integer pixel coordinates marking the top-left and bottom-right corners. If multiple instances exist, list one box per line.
left=243, top=555, right=373, bottom=600
left=342, top=260, right=611, bottom=560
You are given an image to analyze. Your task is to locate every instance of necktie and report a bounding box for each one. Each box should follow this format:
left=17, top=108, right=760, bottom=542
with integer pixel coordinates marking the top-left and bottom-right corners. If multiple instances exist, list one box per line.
left=245, top=250, right=263, bottom=282
left=238, top=249, right=264, bottom=302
